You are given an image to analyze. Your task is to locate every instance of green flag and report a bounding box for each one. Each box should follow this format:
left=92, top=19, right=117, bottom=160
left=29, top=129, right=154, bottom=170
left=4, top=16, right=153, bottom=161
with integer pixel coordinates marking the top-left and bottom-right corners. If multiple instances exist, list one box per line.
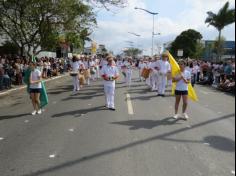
left=32, top=55, right=36, bottom=63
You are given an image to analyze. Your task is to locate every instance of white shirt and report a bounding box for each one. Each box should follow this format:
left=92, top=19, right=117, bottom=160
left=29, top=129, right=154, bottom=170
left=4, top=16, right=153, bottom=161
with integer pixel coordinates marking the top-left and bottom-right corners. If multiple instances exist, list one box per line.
left=157, top=60, right=171, bottom=75
left=30, top=69, right=42, bottom=89
left=72, top=61, right=80, bottom=72
left=101, top=65, right=119, bottom=87
left=175, top=70, right=191, bottom=91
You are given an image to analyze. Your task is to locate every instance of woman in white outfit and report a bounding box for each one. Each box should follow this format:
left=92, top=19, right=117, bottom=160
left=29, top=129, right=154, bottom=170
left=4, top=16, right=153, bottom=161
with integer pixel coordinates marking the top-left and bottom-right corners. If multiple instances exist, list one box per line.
left=173, top=60, right=191, bottom=120
left=71, top=56, right=80, bottom=94
left=101, top=56, right=119, bottom=111
left=125, top=58, right=133, bottom=88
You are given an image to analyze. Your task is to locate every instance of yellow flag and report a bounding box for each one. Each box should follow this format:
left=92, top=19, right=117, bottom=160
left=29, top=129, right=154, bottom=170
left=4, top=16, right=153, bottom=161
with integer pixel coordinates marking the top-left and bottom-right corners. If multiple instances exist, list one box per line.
left=167, top=51, right=198, bottom=102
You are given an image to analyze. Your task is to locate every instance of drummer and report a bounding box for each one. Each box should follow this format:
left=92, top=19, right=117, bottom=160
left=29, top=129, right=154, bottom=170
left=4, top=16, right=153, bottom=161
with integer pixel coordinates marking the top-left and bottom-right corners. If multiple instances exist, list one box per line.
left=101, top=56, right=119, bottom=111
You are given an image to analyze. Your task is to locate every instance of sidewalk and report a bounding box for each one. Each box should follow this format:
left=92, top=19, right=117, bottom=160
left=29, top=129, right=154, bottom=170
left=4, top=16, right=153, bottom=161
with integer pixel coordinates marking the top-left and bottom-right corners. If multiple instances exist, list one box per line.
left=0, top=74, right=69, bottom=97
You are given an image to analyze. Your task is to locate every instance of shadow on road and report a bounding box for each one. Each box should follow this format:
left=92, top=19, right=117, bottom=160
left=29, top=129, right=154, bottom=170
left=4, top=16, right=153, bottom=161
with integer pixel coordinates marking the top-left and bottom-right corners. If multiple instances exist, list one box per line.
left=52, top=106, right=108, bottom=118
left=111, top=117, right=182, bottom=130
left=0, top=113, right=30, bottom=120
left=22, top=113, right=235, bottom=176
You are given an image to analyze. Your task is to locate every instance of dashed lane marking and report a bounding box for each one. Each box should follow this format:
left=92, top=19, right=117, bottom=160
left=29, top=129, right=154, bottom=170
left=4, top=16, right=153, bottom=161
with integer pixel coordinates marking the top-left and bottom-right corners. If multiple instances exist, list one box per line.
left=126, top=93, right=134, bottom=115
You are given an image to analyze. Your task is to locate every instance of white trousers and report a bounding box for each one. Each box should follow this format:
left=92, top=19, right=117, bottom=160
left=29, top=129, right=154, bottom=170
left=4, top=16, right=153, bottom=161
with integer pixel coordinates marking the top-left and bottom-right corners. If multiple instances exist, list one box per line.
left=152, top=73, right=159, bottom=90
left=158, top=74, right=167, bottom=94
left=126, top=71, right=132, bottom=87
left=104, top=84, right=115, bottom=108
left=72, top=76, right=80, bottom=92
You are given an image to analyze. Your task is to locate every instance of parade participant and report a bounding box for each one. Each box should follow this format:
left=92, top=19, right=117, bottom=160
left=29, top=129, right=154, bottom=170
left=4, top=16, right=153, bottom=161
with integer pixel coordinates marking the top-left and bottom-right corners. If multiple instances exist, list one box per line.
left=150, top=57, right=160, bottom=91
left=138, top=59, right=146, bottom=81
left=71, top=56, right=80, bottom=94
left=89, top=56, right=96, bottom=81
left=173, top=60, right=191, bottom=120
left=125, top=57, right=133, bottom=88
left=83, top=56, right=91, bottom=85
left=146, top=58, right=153, bottom=87
left=157, top=53, right=171, bottom=97
left=101, top=56, right=119, bottom=111
left=29, top=62, right=43, bottom=115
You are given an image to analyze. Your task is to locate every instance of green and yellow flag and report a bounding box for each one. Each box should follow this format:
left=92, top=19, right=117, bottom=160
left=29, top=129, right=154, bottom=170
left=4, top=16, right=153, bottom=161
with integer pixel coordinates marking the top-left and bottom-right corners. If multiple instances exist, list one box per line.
left=167, top=51, right=198, bottom=102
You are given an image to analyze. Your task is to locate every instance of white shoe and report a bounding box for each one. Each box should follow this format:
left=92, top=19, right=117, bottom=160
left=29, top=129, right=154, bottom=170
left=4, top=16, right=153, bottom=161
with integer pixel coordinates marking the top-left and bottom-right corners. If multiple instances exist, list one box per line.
left=183, top=113, right=189, bottom=120
left=173, top=114, right=179, bottom=119
left=37, top=109, right=42, bottom=115
left=32, top=110, right=37, bottom=116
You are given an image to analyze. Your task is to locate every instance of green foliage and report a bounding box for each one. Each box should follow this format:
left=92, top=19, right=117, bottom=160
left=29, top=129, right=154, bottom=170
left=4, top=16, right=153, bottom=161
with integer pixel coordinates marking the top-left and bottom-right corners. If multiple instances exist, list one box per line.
left=0, top=0, right=96, bottom=56
left=0, top=41, right=19, bottom=55
left=170, top=29, right=203, bottom=58
left=205, top=1, right=235, bottom=59
left=124, top=48, right=142, bottom=57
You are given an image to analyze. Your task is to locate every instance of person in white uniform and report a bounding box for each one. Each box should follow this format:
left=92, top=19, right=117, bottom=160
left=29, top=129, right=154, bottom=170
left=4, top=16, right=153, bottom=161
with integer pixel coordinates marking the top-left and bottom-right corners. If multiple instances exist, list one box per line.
left=173, top=60, right=191, bottom=120
left=157, top=53, right=171, bottom=96
left=150, top=57, right=160, bottom=91
left=101, top=56, right=119, bottom=111
left=71, top=56, right=81, bottom=94
left=125, top=58, right=133, bottom=88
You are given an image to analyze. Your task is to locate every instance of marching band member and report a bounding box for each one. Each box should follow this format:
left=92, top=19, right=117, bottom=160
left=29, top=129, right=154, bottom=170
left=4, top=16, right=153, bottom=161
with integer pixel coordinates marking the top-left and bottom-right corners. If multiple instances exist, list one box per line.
left=157, top=53, right=171, bottom=97
left=138, top=59, right=146, bottom=82
left=101, top=56, right=119, bottom=111
left=125, top=57, right=133, bottom=88
left=71, top=56, right=80, bottom=94
left=83, top=56, right=91, bottom=85
left=150, top=57, right=160, bottom=91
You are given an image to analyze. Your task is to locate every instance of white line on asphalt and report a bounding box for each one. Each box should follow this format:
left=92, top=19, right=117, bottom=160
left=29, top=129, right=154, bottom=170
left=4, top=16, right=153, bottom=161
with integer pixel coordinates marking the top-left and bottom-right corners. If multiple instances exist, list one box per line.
left=49, top=154, right=56, bottom=158
left=0, top=137, right=4, bottom=141
left=126, top=93, right=134, bottom=115
left=199, top=90, right=209, bottom=95
left=68, top=128, right=75, bottom=132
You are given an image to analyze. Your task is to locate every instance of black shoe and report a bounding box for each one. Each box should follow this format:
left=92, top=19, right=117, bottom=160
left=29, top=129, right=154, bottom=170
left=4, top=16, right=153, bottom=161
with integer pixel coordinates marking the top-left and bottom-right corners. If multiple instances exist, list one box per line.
left=109, top=108, right=116, bottom=111
left=157, top=94, right=162, bottom=97
left=161, top=94, right=165, bottom=97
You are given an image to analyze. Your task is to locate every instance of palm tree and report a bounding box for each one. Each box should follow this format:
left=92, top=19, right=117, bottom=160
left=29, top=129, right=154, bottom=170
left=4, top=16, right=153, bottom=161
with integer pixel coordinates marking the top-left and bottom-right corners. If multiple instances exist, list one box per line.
left=205, top=1, right=235, bottom=60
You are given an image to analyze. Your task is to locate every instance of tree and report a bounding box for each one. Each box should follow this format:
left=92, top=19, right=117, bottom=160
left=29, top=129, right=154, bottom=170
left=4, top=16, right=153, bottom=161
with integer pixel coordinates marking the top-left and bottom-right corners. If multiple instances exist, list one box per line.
left=0, top=0, right=96, bottom=57
left=124, top=48, right=142, bottom=57
left=205, top=1, right=235, bottom=60
left=170, top=29, right=203, bottom=58
left=213, top=36, right=226, bottom=59
left=0, top=41, right=19, bottom=55
left=194, top=42, right=205, bottom=59
left=86, top=0, right=127, bottom=10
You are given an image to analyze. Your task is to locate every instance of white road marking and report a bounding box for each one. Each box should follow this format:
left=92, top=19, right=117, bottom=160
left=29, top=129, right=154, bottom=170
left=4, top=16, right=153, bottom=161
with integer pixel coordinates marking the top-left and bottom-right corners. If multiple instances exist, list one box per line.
left=199, top=90, right=209, bottom=95
left=0, top=137, right=4, bottom=141
left=49, top=154, right=56, bottom=158
left=126, top=93, right=134, bottom=115
left=231, top=171, right=235, bottom=175
left=203, top=143, right=210, bottom=146
left=68, top=128, right=75, bottom=132
left=24, top=120, right=29, bottom=123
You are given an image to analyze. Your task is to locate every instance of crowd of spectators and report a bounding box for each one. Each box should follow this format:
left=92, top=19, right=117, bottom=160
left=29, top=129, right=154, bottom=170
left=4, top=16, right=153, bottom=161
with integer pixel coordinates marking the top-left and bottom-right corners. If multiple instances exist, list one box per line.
left=185, top=59, right=235, bottom=93
left=0, top=55, right=70, bottom=91
left=0, top=54, right=235, bottom=94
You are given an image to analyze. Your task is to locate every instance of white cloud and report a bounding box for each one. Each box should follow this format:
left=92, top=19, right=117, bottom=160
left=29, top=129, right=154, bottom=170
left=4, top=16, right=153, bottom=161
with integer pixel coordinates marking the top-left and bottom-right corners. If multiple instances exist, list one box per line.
left=90, top=0, right=235, bottom=55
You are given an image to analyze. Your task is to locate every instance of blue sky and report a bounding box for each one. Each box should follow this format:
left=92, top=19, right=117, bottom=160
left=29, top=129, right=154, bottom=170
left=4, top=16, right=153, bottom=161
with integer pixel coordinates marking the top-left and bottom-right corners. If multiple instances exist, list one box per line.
left=89, top=0, right=235, bottom=55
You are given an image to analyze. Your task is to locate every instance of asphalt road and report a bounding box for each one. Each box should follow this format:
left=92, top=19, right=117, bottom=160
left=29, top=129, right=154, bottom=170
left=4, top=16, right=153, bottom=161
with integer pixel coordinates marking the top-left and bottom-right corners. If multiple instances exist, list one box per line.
left=0, top=72, right=235, bottom=176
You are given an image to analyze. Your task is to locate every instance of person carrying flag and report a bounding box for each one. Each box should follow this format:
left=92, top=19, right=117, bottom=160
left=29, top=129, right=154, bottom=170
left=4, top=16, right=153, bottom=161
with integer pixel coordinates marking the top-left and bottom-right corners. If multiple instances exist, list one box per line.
left=173, top=60, right=191, bottom=120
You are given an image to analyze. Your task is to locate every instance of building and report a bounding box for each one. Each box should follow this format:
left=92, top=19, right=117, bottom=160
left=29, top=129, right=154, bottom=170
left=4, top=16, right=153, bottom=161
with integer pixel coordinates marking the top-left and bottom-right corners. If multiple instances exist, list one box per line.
left=203, top=40, right=235, bottom=61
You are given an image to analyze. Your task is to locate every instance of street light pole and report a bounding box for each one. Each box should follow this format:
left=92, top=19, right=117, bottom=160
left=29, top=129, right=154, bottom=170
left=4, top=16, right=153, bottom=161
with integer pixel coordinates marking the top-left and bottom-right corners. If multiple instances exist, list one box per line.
left=135, top=7, right=158, bottom=56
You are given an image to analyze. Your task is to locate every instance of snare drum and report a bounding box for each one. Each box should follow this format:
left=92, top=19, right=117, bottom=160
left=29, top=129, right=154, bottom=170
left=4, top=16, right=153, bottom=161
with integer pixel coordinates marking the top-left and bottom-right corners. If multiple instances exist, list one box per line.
left=70, top=72, right=78, bottom=77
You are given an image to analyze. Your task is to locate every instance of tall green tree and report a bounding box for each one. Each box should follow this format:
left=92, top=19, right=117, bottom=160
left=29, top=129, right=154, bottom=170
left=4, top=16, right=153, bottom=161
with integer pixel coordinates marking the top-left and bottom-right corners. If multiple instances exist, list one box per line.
left=124, top=48, right=142, bottom=57
left=205, top=1, right=235, bottom=60
left=0, top=0, right=96, bottom=57
left=170, top=29, right=203, bottom=58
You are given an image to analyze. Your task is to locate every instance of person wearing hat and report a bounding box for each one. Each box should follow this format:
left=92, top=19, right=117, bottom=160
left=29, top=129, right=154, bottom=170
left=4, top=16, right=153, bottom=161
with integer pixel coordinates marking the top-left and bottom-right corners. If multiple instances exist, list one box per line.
left=157, top=53, right=171, bottom=96
left=101, top=56, right=119, bottom=111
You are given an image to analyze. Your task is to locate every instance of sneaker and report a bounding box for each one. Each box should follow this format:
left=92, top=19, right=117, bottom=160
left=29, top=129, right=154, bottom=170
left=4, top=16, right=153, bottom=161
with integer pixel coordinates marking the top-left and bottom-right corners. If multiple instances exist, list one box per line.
left=37, top=109, right=42, bottom=115
left=173, top=114, right=179, bottom=119
left=32, top=110, right=37, bottom=116
left=183, top=113, right=189, bottom=120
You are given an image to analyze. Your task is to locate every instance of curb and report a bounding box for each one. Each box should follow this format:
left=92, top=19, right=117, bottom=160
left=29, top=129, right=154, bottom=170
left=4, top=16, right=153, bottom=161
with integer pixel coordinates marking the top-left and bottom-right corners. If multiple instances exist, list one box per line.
left=0, top=74, right=69, bottom=97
